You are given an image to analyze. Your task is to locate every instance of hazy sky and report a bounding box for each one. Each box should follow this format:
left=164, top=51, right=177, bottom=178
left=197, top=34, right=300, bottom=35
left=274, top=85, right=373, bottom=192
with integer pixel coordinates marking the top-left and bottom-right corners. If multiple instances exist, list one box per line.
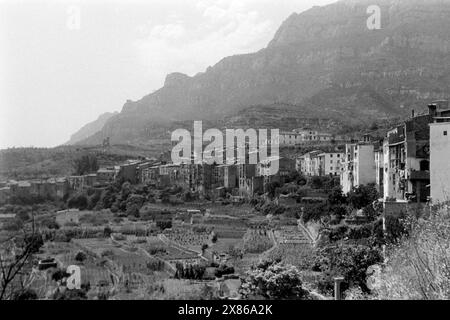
left=0, top=0, right=336, bottom=148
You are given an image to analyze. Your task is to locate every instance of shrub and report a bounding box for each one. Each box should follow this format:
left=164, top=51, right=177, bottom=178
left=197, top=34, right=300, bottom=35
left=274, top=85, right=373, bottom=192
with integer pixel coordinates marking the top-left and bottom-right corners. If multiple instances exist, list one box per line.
left=242, top=230, right=273, bottom=254
left=147, top=260, right=165, bottom=271
left=175, top=263, right=206, bottom=280
left=67, top=193, right=88, bottom=210
left=302, top=203, right=328, bottom=223
left=75, top=251, right=87, bottom=262
left=156, top=219, right=172, bottom=230
left=313, top=244, right=383, bottom=294
left=373, top=208, right=450, bottom=300
left=103, top=226, right=113, bottom=237
left=215, top=264, right=235, bottom=278
left=239, top=260, right=309, bottom=299
left=13, top=289, right=38, bottom=300
left=101, top=250, right=114, bottom=257
left=347, top=184, right=378, bottom=210
left=260, top=202, right=286, bottom=216
left=2, top=218, right=23, bottom=231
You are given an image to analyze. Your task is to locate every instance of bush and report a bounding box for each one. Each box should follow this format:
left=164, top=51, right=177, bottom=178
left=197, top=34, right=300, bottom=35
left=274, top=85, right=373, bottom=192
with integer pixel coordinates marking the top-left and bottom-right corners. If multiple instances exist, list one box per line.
left=260, top=202, right=286, bottom=216
left=348, top=184, right=378, bottom=210
left=302, top=203, right=328, bottom=223
left=2, top=218, right=23, bottom=231
left=313, top=244, right=383, bottom=294
left=175, top=263, right=206, bottom=280
left=215, top=264, right=235, bottom=278
left=13, top=289, right=38, bottom=300
left=242, top=230, right=273, bottom=254
left=38, top=216, right=59, bottom=229
left=239, top=260, right=309, bottom=299
left=67, top=193, right=88, bottom=210
left=75, top=251, right=87, bottom=262
left=147, top=260, right=165, bottom=271
left=101, top=250, right=114, bottom=257
left=103, top=226, right=113, bottom=237
left=373, top=208, right=450, bottom=300
left=156, top=220, right=172, bottom=231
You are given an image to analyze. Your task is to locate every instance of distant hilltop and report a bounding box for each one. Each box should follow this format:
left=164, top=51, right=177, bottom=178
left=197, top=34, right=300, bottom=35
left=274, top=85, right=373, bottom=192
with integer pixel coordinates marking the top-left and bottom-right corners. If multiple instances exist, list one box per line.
left=66, top=112, right=119, bottom=145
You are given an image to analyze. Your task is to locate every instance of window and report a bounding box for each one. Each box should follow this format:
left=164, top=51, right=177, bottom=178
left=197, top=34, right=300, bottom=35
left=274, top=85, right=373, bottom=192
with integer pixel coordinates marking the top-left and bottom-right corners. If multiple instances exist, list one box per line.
left=420, top=160, right=430, bottom=171
left=444, top=131, right=448, bottom=136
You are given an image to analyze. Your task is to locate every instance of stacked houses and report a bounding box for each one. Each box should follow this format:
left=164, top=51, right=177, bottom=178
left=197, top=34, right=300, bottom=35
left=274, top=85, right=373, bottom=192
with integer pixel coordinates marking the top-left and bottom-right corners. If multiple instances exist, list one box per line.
left=278, top=129, right=352, bottom=147
left=294, top=100, right=450, bottom=209
left=297, top=150, right=344, bottom=177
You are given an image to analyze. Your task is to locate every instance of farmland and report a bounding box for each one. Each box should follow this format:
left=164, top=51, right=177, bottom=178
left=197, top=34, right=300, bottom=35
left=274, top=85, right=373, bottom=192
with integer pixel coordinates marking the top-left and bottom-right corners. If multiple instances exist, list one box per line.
left=2, top=194, right=317, bottom=300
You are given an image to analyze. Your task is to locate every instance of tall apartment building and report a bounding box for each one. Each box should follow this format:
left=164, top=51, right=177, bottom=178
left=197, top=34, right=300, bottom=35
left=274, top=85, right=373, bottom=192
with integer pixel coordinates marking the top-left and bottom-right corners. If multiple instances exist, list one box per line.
left=340, top=143, right=376, bottom=194
left=430, top=121, right=450, bottom=204
left=317, top=152, right=344, bottom=176
left=374, top=142, right=384, bottom=196
left=383, top=101, right=450, bottom=203
left=297, top=150, right=322, bottom=176
left=429, top=101, right=450, bottom=204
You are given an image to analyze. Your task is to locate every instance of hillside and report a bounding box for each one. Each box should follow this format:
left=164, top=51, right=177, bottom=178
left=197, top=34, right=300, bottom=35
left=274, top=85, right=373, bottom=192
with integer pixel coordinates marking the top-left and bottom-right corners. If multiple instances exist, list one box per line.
left=66, top=112, right=119, bottom=145
left=71, top=0, right=450, bottom=146
left=0, top=144, right=162, bottom=180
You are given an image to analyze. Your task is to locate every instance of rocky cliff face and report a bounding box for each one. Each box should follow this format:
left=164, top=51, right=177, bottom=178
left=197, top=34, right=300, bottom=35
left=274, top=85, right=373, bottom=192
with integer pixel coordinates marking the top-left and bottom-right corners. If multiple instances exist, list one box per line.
left=66, top=112, right=118, bottom=145
left=72, top=0, right=450, bottom=145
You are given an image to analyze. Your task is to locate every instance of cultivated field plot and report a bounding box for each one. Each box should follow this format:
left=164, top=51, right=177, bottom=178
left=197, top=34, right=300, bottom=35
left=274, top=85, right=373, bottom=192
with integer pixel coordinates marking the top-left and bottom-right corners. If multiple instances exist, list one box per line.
left=207, top=204, right=254, bottom=217
left=143, top=237, right=199, bottom=261
left=242, top=229, right=274, bottom=254
left=274, top=226, right=311, bottom=244
left=233, top=253, right=261, bottom=276
left=72, top=238, right=156, bottom=274
left=209, top=238, right=242, bottom=254
left=164, top=227, right=210, bottom=250
left=211, top=225, right=247, bottom=239
left=59, top=251, right=113, bottom=286
left=265, top=243, right=314, bottom=269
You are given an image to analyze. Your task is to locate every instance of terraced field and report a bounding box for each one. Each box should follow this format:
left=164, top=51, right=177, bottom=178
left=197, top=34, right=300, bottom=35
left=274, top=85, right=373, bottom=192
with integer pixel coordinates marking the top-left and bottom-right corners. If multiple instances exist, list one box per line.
left=265, top=225, right=314, bottom=269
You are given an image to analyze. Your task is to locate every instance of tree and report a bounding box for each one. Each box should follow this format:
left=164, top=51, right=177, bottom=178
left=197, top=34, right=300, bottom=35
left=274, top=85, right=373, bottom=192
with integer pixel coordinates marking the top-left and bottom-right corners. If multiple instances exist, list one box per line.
left=328, top=186, right=347, bottom=206
left=348, top=184, right=379, bottom=210
left=313, top=244, right=383, bottom=294
left=156, top=220, right=172, bottom=230
left=0, top=218, right=42, bottom=300
left=240, top=260, right=310, bottom=300
left=103, top=226, right=113, bottom=237
left=267, top=181, right=281, bottom=199
left=75, top=251, right=87, bottom=262
left=373, top=208, right=450, bottom=300
left=67, top=193, right=88, bottom=210
left=309, top=176, right=324, bottom=189
left=72, top=154, right=99, bottom=176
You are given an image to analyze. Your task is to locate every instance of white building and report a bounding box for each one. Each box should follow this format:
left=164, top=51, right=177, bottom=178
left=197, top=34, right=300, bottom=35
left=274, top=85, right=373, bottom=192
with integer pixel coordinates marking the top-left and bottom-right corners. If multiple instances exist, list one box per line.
left=430, top=121, right=450, bottom=204
left=340, top=143, right=376, bottom=194
left=317, top=152, right=344, bottom=176
left=279, top=130, right=334, bottom=146
left=297, top=150, right=322, bottom=176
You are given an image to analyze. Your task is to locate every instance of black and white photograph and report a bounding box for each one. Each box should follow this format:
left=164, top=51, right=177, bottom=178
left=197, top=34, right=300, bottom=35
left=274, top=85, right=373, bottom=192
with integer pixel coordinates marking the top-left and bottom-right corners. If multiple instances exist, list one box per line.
left=1, top=0, right=450, bottom=307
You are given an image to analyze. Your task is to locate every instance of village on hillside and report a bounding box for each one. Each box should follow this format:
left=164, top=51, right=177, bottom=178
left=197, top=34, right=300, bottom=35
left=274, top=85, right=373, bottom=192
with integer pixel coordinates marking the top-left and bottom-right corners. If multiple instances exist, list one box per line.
left=1, top=100, right=449, bottom=300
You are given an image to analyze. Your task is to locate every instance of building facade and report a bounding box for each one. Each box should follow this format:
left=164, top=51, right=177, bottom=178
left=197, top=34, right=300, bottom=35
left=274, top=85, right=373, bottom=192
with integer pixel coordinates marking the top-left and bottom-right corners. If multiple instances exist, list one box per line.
left=340, top=143, right=376, bottom=194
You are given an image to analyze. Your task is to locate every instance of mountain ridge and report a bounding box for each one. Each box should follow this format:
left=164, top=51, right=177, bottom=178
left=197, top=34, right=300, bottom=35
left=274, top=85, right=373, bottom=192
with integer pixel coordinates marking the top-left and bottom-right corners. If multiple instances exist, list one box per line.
left=69, top=0, right=450, bottom=146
